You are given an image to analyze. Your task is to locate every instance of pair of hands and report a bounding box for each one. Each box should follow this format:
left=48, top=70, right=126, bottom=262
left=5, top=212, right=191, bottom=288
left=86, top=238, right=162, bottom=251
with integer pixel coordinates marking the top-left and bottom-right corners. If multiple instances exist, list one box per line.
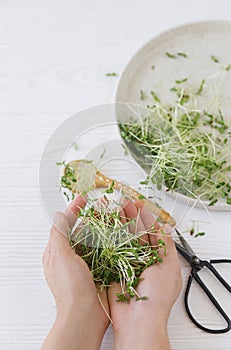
left=41, top=195, right=182, bottom=350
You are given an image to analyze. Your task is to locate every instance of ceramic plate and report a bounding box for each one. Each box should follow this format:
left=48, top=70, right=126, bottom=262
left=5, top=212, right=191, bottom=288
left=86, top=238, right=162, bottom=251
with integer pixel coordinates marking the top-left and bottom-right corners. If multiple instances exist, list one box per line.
left=115, top=20, right=231, bottom=211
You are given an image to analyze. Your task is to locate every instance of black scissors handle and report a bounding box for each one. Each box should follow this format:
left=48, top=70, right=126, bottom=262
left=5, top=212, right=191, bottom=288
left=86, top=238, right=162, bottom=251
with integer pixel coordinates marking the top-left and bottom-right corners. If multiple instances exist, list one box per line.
left=206, top=260, right=231, bottom=292
left=185, top=260, right=231, bottom=334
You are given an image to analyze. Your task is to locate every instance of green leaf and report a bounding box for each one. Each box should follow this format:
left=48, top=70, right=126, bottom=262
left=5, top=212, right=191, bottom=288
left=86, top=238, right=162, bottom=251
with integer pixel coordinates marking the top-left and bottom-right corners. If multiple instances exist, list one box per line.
left=105, top=72, right=118, bottom=77
left=132, top=277, right=140, bottom=288
left=138, top=194, right=145, bottom=200
left=196, top=79, right=205, bottom=96
left=177, top=52, right=187, bottom=58
left=131, top=249, right=139, bottom=260
left=158, top=238, right=166, bottom=256
left=175, top=77, right=188, bottom=84
left=116, top=293, right=129, bottom=303
left=140, top=89, right=146, bottom=100
left=105, top=180, right=115, bottom=193
left=140, top=179, right=149, bottom=185
left=190, top=228, right=195, bottom=236
left=127, top=267, right=133, bottom=278
left=100, top=148, right=106, bottom=159
left=63, top=192, right=70, bottom=201
left=194, top=231, right=206, bottom=238
left=211, top=55, right=219, bottom=63
left=208, top=198, right=218, bottom=206
left=150, top=91, right=160, bottom=102
left=166, top=52, right=176, bottom=59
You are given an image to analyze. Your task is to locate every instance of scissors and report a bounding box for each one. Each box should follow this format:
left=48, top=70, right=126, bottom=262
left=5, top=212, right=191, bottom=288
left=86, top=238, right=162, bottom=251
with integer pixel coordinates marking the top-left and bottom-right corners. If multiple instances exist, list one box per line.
left=174, top=228, right=231, bottom=334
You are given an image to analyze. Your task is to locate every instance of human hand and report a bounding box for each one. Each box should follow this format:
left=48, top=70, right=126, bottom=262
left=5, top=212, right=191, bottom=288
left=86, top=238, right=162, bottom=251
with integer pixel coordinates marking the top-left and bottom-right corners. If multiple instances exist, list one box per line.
left=108, top=200, right=182, bottom=350
left=41, top=194, right=110, bottom=350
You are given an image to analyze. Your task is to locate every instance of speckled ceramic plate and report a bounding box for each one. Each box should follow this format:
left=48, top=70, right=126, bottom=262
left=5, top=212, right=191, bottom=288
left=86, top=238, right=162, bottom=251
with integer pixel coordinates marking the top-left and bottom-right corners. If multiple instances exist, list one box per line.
left=115, top=21, right=231, bottom=211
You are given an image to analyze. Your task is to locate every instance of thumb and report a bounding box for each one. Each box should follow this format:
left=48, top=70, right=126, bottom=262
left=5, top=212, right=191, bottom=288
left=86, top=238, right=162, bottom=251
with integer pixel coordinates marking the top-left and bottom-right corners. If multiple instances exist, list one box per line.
left=52, top=212, right=69, bottom=236
left=49, top=212, right=72, bottom=250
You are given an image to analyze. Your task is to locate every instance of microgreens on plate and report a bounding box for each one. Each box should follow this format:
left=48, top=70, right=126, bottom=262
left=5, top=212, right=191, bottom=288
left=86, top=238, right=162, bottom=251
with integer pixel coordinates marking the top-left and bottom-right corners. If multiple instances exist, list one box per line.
left=119, top=58, right=231, bottom=207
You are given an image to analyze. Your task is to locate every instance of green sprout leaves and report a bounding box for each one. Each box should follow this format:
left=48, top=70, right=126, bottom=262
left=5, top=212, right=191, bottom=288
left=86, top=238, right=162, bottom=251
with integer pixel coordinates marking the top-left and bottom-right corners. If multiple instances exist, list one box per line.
left=119, top=87, right=231, bottom=206
left=105, top=72, right=118, bottom=77
left=68, top=201, right=165, bottom=302
left=211, top=55, right=219, bottom=63
left=105, top=180, right=115, bottom=194
left=119, top=52, right=231, bottom=207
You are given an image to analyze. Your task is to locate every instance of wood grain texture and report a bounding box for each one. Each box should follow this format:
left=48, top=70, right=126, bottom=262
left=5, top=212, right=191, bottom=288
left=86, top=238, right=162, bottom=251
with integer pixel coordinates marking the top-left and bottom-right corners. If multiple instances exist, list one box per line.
left=0, top=1, right=231, bottom=349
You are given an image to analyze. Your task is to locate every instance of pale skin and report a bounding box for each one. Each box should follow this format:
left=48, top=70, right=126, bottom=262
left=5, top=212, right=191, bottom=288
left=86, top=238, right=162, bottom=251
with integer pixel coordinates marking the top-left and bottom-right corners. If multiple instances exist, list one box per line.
left=41, top=195, right=182, bottom=350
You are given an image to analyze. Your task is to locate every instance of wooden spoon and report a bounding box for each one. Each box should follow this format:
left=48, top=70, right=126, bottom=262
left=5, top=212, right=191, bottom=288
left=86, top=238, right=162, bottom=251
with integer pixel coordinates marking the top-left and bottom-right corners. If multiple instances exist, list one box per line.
left=67, top=159, right=176, bottom=226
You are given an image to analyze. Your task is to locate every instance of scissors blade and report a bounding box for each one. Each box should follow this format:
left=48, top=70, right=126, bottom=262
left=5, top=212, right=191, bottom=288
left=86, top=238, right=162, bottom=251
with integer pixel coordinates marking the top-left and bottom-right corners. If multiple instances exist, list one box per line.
left=175, top=228, right=196, bottom=257
left=175, top=241, right=193, bottom=263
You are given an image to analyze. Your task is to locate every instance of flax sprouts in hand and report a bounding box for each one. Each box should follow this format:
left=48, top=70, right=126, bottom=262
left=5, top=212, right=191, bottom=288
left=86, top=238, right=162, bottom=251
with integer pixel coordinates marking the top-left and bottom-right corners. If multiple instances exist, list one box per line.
left=68, top=198, right=165, bottom=302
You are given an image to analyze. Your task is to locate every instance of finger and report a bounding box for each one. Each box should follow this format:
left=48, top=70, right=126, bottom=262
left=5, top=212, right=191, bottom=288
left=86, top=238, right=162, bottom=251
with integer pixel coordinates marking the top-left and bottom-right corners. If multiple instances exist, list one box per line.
left=155, top=224, right=178, bottom=263
left=119, top=208, right=127, bottom=225
left=94, top=196, right=108, bottom=210
left=52, top=211, right=69, bottom=237
left=108, top=281, right=131, bottom=310
left=42, top=240, right=51, bottom=267
left=70, top=221, right=85, bottom=245
left=123, top=200, right=149, bottom=245
left=43, top=213, right=73, bottom=271
left=108, top=281, right=122, bottom=303
left=64, top=194, right=87, bottom=230
left=71, top=196, right=108, bottom=250
left=135, top=201, right=161, bottom=246
left=133, top=203, right=178, bottom=265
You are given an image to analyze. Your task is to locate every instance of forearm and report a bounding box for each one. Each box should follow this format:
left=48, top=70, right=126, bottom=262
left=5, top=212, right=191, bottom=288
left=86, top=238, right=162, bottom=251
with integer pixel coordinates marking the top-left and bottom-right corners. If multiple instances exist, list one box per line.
left=41, top=317, right=81, bottom=350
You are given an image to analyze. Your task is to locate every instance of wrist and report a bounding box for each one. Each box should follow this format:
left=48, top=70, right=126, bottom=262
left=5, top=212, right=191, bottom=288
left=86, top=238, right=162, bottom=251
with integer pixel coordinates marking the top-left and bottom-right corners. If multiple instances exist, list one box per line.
left=114, top=318, right=170, bottom=350
left=55, top=300, right=106, bottom=349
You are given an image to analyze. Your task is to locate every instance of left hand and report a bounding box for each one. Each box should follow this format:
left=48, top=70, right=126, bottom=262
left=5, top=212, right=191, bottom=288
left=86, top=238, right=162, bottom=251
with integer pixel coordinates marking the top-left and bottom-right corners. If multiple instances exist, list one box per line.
left=41, top=194, right=110, bottom=350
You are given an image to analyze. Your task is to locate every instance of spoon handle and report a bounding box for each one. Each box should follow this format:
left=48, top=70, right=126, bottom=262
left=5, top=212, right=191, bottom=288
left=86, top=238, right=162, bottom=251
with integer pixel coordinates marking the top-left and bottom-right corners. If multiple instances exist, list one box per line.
left=96, top=172, right=175, bottom=226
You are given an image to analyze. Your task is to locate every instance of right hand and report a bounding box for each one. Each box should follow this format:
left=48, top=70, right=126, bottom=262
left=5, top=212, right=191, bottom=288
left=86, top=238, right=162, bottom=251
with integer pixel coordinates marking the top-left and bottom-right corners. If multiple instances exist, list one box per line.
left=108, top=199, right=182, bottom=350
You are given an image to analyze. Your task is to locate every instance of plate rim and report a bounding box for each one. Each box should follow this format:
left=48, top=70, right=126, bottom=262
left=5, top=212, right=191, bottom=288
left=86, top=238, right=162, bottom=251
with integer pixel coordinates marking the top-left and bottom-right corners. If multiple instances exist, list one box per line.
left=114, top=19, right=231, bottom=103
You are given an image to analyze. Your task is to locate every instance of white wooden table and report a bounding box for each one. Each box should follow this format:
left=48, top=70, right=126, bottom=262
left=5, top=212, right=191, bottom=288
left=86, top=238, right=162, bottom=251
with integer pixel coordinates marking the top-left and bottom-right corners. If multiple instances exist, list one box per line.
left=0, top=1, right=231, bottom=349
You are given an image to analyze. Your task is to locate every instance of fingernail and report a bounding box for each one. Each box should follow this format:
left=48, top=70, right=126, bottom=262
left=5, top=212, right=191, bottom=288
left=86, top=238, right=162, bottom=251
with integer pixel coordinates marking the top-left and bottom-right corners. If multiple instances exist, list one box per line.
left=52, top=212, right=68, bottom=237
left=53, top=212, right=62, bottom=223
left=164, top=224, right=172, bottom=235
left=76, top=193, right=88, bottom=202
left=121, top=197, right=130, bottom=208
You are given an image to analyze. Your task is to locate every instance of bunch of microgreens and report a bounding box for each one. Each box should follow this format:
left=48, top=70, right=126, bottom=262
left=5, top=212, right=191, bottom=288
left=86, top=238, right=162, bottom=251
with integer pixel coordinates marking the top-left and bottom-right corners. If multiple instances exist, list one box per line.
left=119, top=55, right=231, bottom=206
left=56, top=162, right=166, bottom=302
left=68, top=195, right=166, bottom=302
